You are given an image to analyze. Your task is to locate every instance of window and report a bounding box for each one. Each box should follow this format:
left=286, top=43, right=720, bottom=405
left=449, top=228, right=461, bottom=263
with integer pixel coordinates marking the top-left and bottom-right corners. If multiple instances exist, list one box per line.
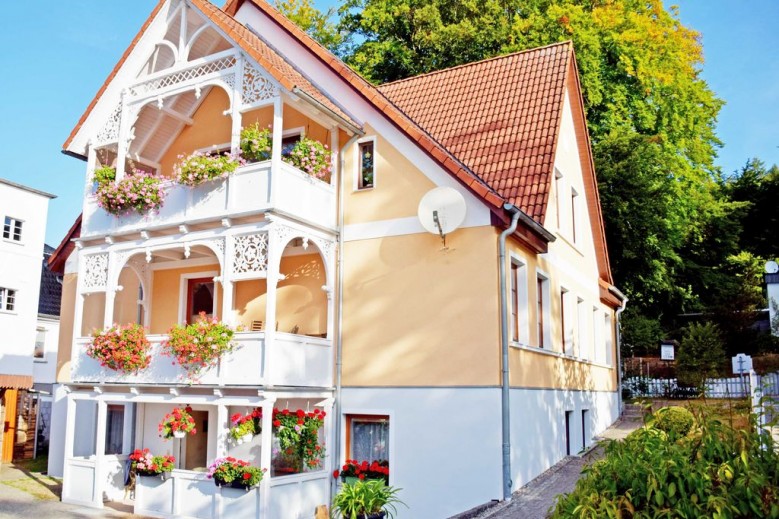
left=571, top=189, right=579, bottom=243
left=281, top=132, right=302, bottom=157
left=0, top=287, right=16, bottom=312
left=3, top=216, right=22, bottom=242
left=593, top=307, right=603, bottom=363
left=576, top=297, right=585, bottom=359
left=511, top=263, right=519, bottom=342
left=357, top=140, right=375, bottom=189
left=347, top=414, right=389, bottom=462
left=604, top=313, right=614, bottom=366
left=509, top=258, right=528, bottom=345
left=554, top=169, right=563, bottom=229
left=561, top=288, right=574, bottom=356
left=536, top=274, right=550, bottom=349
left=34, top=328, right=45, bottom=359
left=105, top=404, right=125, bottom=455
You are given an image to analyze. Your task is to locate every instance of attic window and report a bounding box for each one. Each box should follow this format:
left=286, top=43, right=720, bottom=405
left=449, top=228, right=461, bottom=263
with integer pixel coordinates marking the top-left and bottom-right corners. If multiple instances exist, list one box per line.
left=357, top=140, right=375, bottom=190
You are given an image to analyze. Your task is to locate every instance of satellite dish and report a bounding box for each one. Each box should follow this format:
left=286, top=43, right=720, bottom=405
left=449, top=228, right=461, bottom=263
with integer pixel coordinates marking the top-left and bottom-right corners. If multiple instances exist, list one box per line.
left=766, top=261, right=779, bottom=274
left=417, top=187, right=467, bottom=246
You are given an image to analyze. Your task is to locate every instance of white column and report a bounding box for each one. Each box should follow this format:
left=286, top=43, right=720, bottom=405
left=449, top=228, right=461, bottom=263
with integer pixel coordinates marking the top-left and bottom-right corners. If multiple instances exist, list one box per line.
left=60, top=394, right=76, bottom=502
left=92, top=400, right=107, bottom=507
left=270, top=96, right=283, bottom=205
left=221, top=236, right=235, bottom=326
left=259, top=397, right=277, bottom=518
left=322, top=398, right=335, bottom=502
left=325, top=242, right=336, bottom=341
left=229, top=56, right=244, bottom=156
left=216, top=403, right=228, bottom=459
left=115, top=91, right=130, bottom=180
left=103, top=253, right=117, bottom=328
left=84, top=143, right=97, bottom=202
left=329, top=127, right=339, bottom=187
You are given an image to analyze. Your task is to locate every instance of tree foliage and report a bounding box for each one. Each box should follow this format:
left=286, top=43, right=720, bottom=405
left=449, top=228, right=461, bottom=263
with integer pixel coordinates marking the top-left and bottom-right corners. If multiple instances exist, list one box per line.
left=676, top=322, right=724, bottom=391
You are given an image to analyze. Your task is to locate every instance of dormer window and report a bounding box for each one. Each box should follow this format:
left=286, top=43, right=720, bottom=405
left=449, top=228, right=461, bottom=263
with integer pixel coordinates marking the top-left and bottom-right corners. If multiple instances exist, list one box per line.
left=3, top=216, right=22, bottom=242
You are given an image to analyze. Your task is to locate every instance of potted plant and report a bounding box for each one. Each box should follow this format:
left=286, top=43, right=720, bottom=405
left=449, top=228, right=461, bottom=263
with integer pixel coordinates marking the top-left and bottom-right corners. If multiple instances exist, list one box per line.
left=229, top=408, right=262, bottom=445
left=162, top=312, right=237, bottom=379
left=95, top=169, right=165, bottom=216
left=334, top=460, right=390, bottom=486
left=129, top=448, right=175, bottom=479
left=86, top=323, right=151, bottom=374
left=331, top=480, right=405, bottom=519
left=174, top=150, right=241, bottom=186
left=159, top=406, right=197, bottom=439
left=239, top=123, right=272, bottom=163
left=206, top=457, right=265, bottom=490
left=283, top=137, right=332, bottom=181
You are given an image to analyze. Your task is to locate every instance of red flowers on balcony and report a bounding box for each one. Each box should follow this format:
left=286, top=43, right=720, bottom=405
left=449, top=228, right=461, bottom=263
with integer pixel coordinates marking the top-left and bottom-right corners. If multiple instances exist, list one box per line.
left=86, top=323, right=151, bottom=374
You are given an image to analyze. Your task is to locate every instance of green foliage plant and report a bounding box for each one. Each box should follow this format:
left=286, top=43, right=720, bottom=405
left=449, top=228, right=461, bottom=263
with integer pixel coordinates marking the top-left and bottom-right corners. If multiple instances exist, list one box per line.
left=676, top=321, right=725, bottom=393
left=272, top=407, right=326, bottom=470
left=551, top=408, right=779, bottom=518
left=162, top=312, right=237, bottom=379
left=284, top=137, right=333, bottom=181
left=332, top=480, right=405, bottom=519
left=650, top=406, right=694, bottom=438
left=93, top=165, right=116, bottom=186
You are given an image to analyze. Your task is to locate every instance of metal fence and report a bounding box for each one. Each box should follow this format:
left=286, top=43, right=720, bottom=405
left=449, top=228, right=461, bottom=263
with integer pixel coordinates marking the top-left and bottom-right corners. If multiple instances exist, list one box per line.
left=623, top=375, right=754, bottom=399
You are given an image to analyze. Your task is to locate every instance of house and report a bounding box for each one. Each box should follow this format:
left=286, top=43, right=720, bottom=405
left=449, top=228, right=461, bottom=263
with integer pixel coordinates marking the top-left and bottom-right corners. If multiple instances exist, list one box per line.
left=0, top=178, right=55, bottom=463
left=48, top=0, right=625, bottom=517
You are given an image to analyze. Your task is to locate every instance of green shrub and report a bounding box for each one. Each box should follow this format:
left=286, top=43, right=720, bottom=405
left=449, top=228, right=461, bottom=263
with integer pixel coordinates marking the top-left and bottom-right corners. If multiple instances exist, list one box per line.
left=551, top=408, right=779, bottom=518
left=651, top=406, right=694, bottom=438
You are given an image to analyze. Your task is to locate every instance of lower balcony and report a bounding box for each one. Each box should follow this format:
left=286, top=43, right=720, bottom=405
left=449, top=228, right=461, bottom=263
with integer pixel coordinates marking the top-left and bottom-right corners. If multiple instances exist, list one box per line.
left=81, top=160, right=336, bottom=238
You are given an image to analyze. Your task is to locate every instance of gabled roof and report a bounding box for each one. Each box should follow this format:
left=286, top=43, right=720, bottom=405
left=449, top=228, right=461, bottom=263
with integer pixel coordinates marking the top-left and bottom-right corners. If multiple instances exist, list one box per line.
left=48, top=215, right=81, bottom=275
left=379, top=43, right=571, bottom=223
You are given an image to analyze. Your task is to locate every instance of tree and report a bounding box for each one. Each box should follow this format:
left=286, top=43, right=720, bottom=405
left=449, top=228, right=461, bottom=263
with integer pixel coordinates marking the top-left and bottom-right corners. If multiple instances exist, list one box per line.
left=676, top=322, right=724, bottom=392
left=274, top=0, right=347, bottom=56
left=621, top=307, right=664, bottom=358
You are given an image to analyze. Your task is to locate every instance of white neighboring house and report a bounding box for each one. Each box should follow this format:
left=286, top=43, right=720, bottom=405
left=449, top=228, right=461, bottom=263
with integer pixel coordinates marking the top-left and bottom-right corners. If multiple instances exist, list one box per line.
left=0, top=178, right=55, bottom=463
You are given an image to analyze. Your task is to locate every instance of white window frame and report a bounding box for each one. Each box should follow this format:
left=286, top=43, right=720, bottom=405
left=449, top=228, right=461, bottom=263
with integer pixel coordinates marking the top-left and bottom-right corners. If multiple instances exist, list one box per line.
left=0, top=286, right=17, bottom=313
left=178, top=271, right=219, bottom=324
left=554, top=169, right=564, bottom=230
left=3, top=216, right=23, bottom=243
left=354, top=136, right=377, bottom=191
left=571, top=187, right=580, bottom=244
left=560, top=287, right=574, bottom=356
left=34, top=327, right=46, bottom=361
left=509, top=255, right=529, bottom=347
left=576, top=297, right=586, bottom=360
left=592, top=306, right=604, bottom=364
left=604, top=312, right=614, bottom=366
left=535, top=270, right=551, bottom=350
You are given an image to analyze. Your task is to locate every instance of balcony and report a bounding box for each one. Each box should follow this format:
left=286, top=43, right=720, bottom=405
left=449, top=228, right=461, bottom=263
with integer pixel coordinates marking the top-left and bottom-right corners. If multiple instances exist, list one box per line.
left=71, top=331, right=333, bottom=388
left=81, top=160, right=336, bottom=239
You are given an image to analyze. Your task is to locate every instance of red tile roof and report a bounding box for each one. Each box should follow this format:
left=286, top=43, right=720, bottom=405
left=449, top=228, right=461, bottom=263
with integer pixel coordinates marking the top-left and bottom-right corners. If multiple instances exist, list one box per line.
left=0, top=375, right=33, bottom=390
left=48, top=214, right=81, bottom=275
left=379, top=43, right=571, bottom=223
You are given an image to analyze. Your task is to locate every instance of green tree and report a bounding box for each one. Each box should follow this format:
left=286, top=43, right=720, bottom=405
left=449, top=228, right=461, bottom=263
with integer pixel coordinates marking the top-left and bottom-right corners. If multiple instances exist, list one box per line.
left=621, top=307, right=664, bottom=358
left=676, top=322, right=724, bottom=392
left=274, top=0, right=347, bottom=55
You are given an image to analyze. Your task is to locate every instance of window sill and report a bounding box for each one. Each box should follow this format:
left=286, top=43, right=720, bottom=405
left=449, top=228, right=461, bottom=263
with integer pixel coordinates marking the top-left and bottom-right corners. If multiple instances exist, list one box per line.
left=33, top=359, right=47, bottom=363
left=352, top=186, right=374, bottom=193
left=510, top=343, right=614, bottom=369
left=2, top=238, right=23, bottom=246
left=0, top=309, right=17, bottom=315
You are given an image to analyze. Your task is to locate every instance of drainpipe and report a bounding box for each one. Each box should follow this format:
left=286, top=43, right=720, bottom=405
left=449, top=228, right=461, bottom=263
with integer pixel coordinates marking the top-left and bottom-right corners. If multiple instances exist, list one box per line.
left=332, top=132, right=361, bottom=501
left=609, top=286, right=628, bottom=416
left=498, top=203, right=522, bottom=501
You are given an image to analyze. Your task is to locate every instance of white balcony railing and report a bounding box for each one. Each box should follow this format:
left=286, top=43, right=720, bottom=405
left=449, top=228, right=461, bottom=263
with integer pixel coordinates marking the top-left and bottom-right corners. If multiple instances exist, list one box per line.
left=70, top=331, right=333, bottom=388
left=81, top=161, right=336, bottom=238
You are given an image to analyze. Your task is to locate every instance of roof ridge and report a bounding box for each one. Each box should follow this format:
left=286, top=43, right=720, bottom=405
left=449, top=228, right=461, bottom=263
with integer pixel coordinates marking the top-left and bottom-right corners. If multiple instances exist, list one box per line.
left=379, top=40, right=573, bottom=89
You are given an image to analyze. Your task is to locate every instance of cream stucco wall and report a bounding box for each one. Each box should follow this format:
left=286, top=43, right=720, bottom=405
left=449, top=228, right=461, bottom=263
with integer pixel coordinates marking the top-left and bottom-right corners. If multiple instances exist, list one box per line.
left=55, top=273, right=77, bottom=383
left=149, top=264, right=222, bottom=334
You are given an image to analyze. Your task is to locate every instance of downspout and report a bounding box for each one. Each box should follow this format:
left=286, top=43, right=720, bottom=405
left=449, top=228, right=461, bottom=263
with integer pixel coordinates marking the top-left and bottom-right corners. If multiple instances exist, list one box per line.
left=332, top=132, right=361, bottom=501
left=609, top=286, right=628, bottom=416
left=498, top=203, right=522, bottom=501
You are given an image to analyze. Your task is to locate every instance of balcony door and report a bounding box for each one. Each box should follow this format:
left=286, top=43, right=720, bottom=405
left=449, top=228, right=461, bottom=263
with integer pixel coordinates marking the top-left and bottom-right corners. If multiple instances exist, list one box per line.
left=186, top=277, right=215, bottom=324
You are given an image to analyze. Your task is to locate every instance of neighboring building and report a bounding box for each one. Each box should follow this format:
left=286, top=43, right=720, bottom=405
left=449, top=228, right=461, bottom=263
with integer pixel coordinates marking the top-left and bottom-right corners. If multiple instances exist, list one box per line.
left=49, top=1, right=624, bottom=517
left=0, top=178, right=55, bottom=463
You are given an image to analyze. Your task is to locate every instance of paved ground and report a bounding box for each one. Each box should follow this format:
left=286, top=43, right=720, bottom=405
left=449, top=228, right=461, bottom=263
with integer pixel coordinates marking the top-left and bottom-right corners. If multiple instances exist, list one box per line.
left=467, top=417, right=643, bottom=519
left=0, top=463, right=146, bottom=519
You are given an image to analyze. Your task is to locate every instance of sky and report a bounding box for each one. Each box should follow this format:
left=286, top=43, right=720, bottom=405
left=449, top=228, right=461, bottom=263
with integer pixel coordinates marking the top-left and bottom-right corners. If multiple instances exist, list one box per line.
left=0, top=1, right=776, bottom=247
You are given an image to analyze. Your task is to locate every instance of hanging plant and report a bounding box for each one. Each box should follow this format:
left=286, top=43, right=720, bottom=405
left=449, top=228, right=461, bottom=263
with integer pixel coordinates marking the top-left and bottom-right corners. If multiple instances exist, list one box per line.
left=159, top=406, right=197, bottom=440
left=86, top=323, right=151, bottom=374
left=95, top=170, right=165, bottom=216
left=272, top=407, right=326, bottom=470
left=239, top=123, right=273, bottom=163
left=174, top=150, right=241, bottom=186
left=229, top=408, right=262, bottom=445
left=162, top=312, right=237, bottom=378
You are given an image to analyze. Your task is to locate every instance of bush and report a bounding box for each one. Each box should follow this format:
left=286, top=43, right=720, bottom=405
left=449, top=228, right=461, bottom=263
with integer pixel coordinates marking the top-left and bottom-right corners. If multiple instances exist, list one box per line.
left=676, top=322, right=725, bottom=391
left=651, top=406, right=694, bottom=437
left=551, top=408, right=779, bottom=518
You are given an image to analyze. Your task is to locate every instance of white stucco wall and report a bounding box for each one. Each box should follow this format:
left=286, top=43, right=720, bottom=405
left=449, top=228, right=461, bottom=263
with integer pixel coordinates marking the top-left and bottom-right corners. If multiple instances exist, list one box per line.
left=0, top=181, right=52, bottom=377
left=33, top=316, right=60, bottom=385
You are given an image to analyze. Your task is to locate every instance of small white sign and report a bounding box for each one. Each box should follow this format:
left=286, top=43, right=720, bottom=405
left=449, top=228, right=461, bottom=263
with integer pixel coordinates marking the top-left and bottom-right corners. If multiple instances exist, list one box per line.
left=732, top=354, right=753, bottom=374
left=660, top=343, right=675, bottom=361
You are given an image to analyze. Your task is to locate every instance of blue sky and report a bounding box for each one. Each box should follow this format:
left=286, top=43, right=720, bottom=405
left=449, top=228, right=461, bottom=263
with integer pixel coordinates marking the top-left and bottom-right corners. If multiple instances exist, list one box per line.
left=0, top=1, right=776, bottom=246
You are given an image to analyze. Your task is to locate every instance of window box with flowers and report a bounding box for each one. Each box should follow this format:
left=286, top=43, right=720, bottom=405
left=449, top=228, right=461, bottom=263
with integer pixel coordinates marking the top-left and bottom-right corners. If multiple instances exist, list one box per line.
left=271, top=407, right=326, bottom=476
left=207, top=457, right=265, bottom=490
left=174, top=151, right=241, bottom=186
left=239, top=123, right=272, bottom=163
left=129, top=448, right=175, bottom=479
left=162, top=313, right=237, bottom=380
left=95, top=168, right=166, bottom=216
left=159, top=406, right=197, bottom=440
left=86, top=323, right=151, bottom=375
left=334, top=460, right=390, bottom=486
left=238, top=124, right=332, bottom=181
left=229, top=408, right=262, bottom=445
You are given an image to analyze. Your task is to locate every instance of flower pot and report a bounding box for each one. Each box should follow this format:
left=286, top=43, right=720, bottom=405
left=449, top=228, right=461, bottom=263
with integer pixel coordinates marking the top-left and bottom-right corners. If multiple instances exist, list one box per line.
left=215, top=479, right=255, bottom=491
left=241, top=433, right=253, bottom=443
left=341, top=476, right=386, bottom=486
left=137, top=471, right=170, bottom=481
left=348, top=513, right=386, bottom=519
left=173, top=430, right=186, bottom=439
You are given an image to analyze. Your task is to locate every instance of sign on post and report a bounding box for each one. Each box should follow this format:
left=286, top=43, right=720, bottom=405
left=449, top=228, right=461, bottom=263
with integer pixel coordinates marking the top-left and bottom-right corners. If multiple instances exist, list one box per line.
left=660, top=342, right=675, bottom=361
left=732, top=353, right=753, bottom=375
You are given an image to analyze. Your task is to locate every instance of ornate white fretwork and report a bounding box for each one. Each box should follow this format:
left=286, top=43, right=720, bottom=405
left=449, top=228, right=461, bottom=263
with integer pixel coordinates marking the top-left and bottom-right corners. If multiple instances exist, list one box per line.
left=95, top=103, right=122, bottom=144
left=83, top=253, right=109, bottom=290
left=129, top=56, right=237, bottom=97
left=242, top=61, right=276, bottom=105
left=232, top=233, right=269, bottom=274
